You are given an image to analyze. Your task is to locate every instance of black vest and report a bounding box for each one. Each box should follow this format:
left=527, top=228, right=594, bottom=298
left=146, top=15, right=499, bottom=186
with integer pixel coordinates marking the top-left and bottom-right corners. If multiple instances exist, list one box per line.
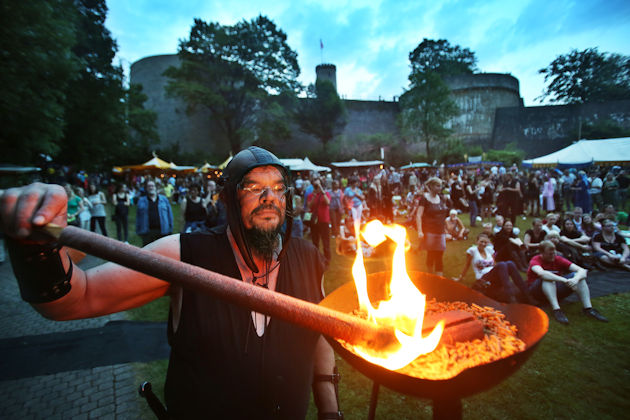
left=165, top=227, right=325, bottom=419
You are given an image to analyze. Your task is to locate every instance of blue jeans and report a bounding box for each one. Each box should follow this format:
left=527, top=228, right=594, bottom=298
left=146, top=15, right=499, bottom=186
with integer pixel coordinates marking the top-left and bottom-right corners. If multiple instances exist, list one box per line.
left=481, top=261, right=529, bottom=302
left=529, top=272, right=575, bottom=302
left=469, top=201, right=479, bottom=227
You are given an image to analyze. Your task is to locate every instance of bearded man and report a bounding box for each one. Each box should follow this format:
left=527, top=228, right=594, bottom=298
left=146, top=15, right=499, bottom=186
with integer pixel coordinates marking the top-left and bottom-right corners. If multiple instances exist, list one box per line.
left=0, top=147, right=341, bottom=419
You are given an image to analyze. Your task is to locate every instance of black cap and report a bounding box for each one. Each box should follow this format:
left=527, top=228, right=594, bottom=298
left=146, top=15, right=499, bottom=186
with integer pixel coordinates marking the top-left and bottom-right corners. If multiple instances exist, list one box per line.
left=219, top=147, right=293, bottom=273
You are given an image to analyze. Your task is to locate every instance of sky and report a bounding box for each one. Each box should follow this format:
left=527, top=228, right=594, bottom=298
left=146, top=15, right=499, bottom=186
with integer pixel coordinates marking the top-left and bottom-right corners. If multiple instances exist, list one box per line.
left=105, top=0, right=630, bottom=106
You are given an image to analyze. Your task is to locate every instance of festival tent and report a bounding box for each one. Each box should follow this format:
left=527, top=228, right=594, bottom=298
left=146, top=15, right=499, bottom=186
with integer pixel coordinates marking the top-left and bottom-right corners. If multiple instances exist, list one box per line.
left=281, top=157, right=330, bottom=172
left=399, top=162, right=431, bottom=170
left=522, top=138, right=630, bottom=168
left=330, top=159, right=384, bottom=168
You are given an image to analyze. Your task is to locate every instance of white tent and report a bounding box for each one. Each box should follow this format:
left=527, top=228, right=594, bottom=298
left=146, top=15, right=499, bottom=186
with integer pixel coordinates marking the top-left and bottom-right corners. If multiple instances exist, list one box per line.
left=279, top=157, right=331, bottom=172
left=330, top=159, right=384, bottom=168
left=522, top=138, right=630, bottom=168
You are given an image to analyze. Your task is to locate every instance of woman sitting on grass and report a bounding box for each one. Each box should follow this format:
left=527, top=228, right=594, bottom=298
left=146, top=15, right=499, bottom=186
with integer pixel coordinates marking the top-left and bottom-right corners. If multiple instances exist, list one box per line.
left=457, top=233, right=536, bottom=304
left=492, top=220, right=529, bottom=271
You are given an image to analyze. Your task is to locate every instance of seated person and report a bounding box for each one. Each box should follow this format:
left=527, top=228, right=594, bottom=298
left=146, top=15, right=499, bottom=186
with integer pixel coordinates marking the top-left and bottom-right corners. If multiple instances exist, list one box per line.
left=559, top=218, right=592, bottom=253
left=336, top=212, right=375, bottom=258
left=457, top=233, right=535, bottom=304
left=542, top=213, right=561, bottom=234
left=481, top=222, right=494, bottom=238
left=581, top=214, right=601, bottom=239
left=592, top=219, right=630, bottom=270
left=527, top=240, right=608, bottom=324
left=492, top=220, right=529, bottom=271
left=445, top=209, right=469, bottom=241
left=524, top=218, right=546, bottom=259
left=571, top=206, right=584, bottom=232
left=493, top=215, right=520, bottom=236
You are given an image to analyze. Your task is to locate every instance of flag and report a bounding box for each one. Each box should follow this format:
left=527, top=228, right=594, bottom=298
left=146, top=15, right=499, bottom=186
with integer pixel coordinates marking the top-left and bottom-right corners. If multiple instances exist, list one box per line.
left=320, top=39, right=323, bottom=49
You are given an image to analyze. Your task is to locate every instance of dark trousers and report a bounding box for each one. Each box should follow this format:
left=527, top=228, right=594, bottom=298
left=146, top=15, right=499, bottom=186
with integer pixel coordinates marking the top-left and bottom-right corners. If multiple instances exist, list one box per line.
left=114, top=214, right=128, bottom=242
left=482, top=261, right=529, bottom=302
left=140, top=229, right=165, bottom=247
left=311, top=221, right=331, bottom=263
left=330, top=208, right=342, bottom=236
left=426, top=250, right=444, bottom=273
left=90, top=216, right=108, bottom=237
left=469, top=201, right=479, bottom=227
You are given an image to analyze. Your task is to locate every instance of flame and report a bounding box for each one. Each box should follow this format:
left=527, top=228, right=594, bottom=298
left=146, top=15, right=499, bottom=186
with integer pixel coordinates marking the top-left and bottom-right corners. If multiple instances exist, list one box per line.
left=351, top=220, right=444, bottom=370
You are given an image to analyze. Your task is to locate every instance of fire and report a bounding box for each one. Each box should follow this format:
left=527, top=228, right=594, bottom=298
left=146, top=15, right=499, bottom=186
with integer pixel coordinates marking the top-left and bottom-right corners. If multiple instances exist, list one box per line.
left=351, top=220, right=444, bottom=370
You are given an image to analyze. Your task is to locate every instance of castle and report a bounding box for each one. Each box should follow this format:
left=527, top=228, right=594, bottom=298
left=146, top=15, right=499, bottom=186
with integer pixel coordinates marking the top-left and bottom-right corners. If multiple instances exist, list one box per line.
left=131, top=54, right=630, bottom=160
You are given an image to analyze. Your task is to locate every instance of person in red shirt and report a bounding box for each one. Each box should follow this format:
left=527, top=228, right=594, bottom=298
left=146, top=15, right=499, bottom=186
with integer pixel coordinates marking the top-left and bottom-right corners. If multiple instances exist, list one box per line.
left=527, top=240, right=608, bottom=325
left=308, top=178, right=332, bottom=264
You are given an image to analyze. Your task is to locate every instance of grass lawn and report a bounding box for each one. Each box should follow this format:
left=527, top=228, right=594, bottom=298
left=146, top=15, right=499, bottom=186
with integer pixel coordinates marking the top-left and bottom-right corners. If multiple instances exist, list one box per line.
left=112, top=208, right=630, bottom=419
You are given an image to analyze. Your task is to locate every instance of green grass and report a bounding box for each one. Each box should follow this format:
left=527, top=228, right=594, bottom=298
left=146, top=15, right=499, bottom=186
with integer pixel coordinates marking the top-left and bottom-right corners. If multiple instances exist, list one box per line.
left=119, top=211, right=630, bottom=419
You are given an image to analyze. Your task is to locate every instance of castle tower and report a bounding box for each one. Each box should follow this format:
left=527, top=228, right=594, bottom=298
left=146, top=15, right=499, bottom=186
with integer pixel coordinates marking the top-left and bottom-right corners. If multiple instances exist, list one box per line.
left=316, top=64, right=337, bottom=91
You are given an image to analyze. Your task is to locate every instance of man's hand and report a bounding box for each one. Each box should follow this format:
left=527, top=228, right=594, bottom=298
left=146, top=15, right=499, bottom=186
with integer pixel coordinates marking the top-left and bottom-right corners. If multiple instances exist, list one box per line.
left=0, top=183, right=68, bottom=242
left=565, top=276, right=579, bottom=290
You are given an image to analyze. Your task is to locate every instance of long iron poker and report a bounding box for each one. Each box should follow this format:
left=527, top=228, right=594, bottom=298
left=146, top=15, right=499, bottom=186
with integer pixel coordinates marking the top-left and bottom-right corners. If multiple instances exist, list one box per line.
left=42, top=225, right=397, bottom=349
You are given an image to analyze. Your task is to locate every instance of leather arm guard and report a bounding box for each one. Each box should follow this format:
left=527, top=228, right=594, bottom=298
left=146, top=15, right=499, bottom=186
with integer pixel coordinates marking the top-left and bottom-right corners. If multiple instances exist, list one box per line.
left=7, top=238, right=73, bottom=303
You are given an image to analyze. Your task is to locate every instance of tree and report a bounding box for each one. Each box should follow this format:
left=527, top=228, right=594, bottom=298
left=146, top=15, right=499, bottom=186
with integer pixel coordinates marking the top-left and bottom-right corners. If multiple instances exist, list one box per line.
left=409, top=38, right=477, bottom=77
left=58, top=0, right=128, bottom=170
left=0, top=0, right=79, bottom=164
left=538, top=48, right=630, bottom=104
left=164, top=16, right=301, bottom=155
left=123, top=83, right=160, bottom=162
left=399, top=71, right=459, bottom=159
left=295, top=79, right=346, bottom=153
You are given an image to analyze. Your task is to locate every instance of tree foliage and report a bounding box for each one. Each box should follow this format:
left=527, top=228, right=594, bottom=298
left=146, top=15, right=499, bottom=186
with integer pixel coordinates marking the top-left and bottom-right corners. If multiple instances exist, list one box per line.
left=0, top=0, right=79, bottom=164
left=295, top=79, right=346, bottom=152
left=538, top=48, right=630, bottom=104
left=409, top=38, right=477, bottom=77
left=399, top=71, right=459, bottom=159
left=164, top=15, right=301, bottom=155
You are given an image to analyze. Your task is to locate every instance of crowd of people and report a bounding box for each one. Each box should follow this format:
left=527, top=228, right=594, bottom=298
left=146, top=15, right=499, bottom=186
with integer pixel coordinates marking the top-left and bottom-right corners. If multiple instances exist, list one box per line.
left=1, top=146, right=628, bottom=417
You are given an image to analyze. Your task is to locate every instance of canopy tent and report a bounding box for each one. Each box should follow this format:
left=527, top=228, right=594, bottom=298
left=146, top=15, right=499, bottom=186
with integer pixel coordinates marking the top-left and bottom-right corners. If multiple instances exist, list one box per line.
left=280, top=157, right=330, bottom=172
left=399, top=162, right=431, bottom=170
left=523, top=138, right=630, bottom=168
left=330, top=159, right=384, bottom=168
left=113, top=154, right=197, bottom=174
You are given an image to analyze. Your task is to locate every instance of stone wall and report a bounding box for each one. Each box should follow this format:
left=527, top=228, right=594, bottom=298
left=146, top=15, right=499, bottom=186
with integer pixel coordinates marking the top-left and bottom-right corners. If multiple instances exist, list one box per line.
left=492, top=99, right=630, bottom=157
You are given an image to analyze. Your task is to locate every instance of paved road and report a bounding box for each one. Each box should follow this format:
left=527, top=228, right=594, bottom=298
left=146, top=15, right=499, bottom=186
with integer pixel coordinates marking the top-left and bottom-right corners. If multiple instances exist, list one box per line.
left=0, top=254, right=146, bottom=420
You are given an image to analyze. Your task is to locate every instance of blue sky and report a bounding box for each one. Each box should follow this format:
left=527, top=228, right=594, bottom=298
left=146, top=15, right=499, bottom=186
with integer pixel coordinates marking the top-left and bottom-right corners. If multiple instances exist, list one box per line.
left=106, top=0, right=630, bottom=106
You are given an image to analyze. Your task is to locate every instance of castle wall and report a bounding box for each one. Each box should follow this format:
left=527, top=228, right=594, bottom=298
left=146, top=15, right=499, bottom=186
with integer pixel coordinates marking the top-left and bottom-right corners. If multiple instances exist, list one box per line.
left=492, top=99, right=630, bottom=157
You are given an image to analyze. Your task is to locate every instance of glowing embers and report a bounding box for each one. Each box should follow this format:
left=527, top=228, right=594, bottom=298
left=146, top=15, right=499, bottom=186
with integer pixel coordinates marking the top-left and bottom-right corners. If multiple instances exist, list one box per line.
left=350, top=220, right=444, bottom=370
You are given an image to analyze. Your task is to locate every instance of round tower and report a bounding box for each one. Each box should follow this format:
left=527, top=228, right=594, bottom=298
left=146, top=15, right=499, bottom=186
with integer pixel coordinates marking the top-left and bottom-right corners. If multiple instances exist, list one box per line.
left=444, top=73, right=523, bottom=148
left=316, top=64, right=337, bottom=91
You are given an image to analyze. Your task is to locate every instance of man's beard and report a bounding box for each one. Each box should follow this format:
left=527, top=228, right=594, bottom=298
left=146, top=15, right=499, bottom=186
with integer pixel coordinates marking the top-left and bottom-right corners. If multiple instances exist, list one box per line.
left=244, top=204, right=284, bottom=260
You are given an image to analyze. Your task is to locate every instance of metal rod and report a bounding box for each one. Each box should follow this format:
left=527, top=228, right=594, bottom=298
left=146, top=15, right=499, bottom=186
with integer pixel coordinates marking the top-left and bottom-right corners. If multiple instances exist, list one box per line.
left=368, top=381, right=380, bottom=420
left=48, top=225, right=396, bottom=349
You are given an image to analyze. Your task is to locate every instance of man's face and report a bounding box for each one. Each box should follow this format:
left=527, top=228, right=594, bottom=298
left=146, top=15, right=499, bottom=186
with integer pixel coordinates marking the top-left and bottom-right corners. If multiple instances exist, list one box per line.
left=238, top=166, right=286, bottom=232
left=602, top=221, right=615, bottom=233
left=146, top=182, right=156, bottom=195
left=533, top=220, right=543, bottom=230
left=573, top=208, right=583, bottom=218
left=542, top=246, right=556, bottom=262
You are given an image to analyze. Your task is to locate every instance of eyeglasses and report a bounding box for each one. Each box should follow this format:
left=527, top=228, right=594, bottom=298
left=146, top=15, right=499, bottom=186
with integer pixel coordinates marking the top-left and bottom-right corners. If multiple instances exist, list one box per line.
left=238, top=183, right=289, bottom=198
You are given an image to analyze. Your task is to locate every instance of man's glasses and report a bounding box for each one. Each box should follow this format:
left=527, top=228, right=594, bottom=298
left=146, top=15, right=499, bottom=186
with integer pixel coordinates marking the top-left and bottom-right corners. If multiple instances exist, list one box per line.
left=238, top=183, right=289, bottom=198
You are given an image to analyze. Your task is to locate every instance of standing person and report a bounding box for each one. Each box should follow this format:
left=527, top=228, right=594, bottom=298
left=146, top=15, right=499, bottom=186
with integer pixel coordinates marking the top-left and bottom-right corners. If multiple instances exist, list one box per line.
left=87, top=183, right=108, bottom=236
left=136, top=180, right=174, bottom=246
left=465, top=177, right=480, bottom=227
left=541, top=174, right=556, bottom=213
left=64, top=184, right=83, bottom=227
left=602, top=172, right=619, bottom=209
left=112, top=184, right=130, bottom=243
left=416, top=177, right=449, bottom=276
left=307, top=178, right=331, bottom=264
left=457, top=233, right=535, bottom=304
left=75, top=186, right=92, bottom=230
left=589, top=170, right=603, bottom=213
left=180, top=184, right=207, bottom=233
left=0, top=146, right=340, bottom=418
left=527, top=241, right=608, bottom=325
left=501, top=172, right=522, bottom=224
left=328, top=180, right=343, bottom=237
left=343, top=178, right=365, bottom=223
left=573, top=171, right=592, bottom=213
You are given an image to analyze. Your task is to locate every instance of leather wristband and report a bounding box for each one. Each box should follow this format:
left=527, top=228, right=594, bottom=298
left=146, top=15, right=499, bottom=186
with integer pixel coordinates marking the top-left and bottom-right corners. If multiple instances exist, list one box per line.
left=7, top=238, right=73, bottom=303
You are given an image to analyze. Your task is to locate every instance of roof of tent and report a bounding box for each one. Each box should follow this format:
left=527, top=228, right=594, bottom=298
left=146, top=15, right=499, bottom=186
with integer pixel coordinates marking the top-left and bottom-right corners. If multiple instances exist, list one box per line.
left=279, top=157, right=331, bottom=172
left=523, top=138, right=630, bottom=168
left=331, top=159, right=384, bottom=168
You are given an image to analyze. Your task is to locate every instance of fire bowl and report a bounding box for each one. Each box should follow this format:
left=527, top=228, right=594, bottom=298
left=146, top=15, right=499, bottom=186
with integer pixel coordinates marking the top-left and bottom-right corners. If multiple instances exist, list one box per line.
left=319, top=271, right=549, bottom=401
